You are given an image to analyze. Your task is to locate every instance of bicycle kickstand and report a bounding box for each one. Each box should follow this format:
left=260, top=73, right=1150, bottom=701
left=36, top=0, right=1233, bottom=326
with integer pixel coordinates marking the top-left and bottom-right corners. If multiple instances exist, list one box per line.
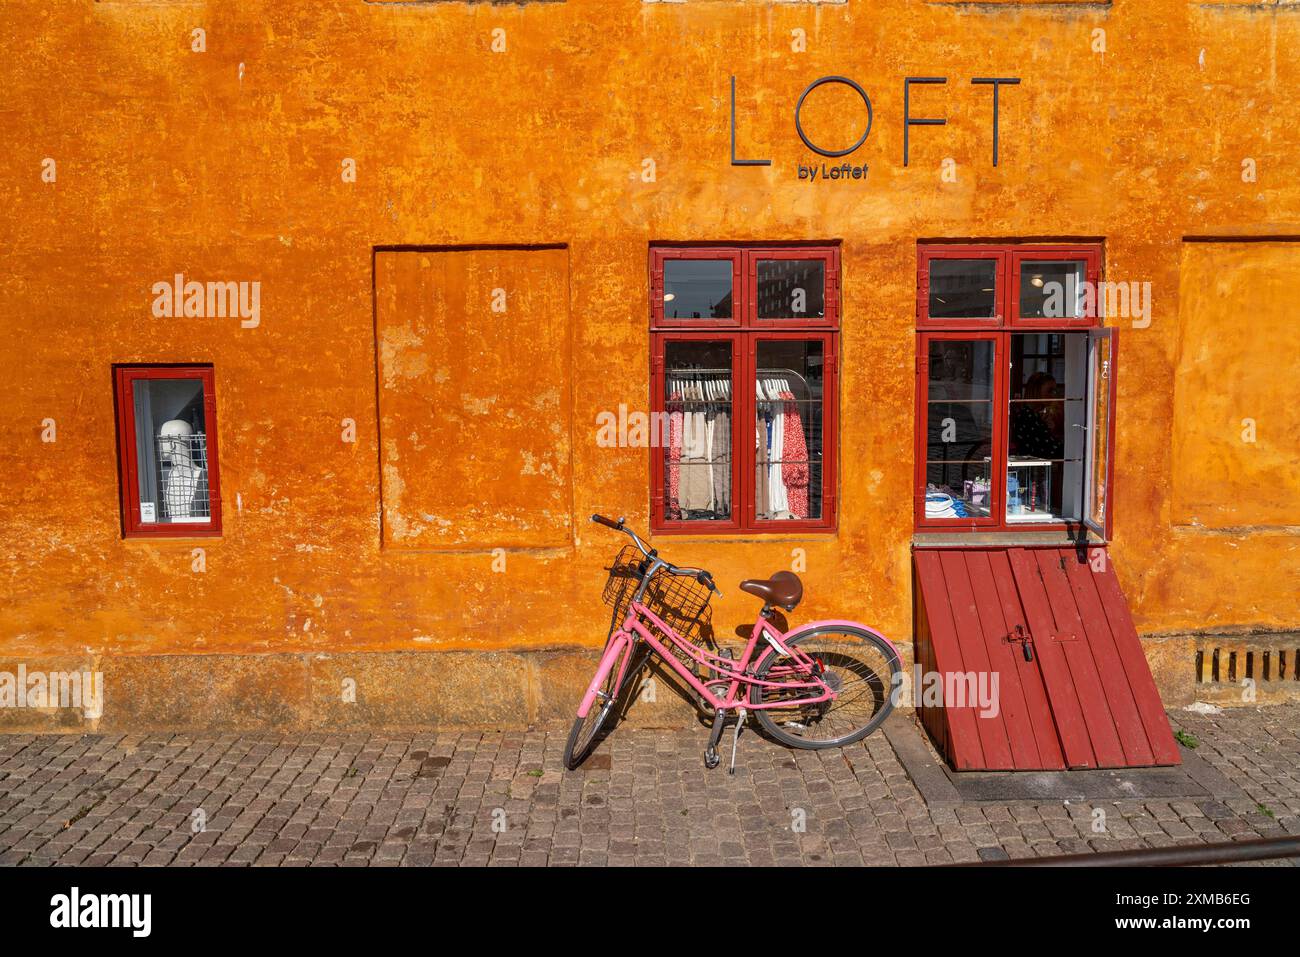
left=728, top=708, right=746, bottom=775
left=704, top=708, right=727, bottom=770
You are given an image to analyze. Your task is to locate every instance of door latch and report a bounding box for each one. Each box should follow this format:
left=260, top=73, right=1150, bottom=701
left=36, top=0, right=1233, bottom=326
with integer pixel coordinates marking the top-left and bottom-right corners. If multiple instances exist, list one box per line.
left=1007, top=624, right=1034, bottom=663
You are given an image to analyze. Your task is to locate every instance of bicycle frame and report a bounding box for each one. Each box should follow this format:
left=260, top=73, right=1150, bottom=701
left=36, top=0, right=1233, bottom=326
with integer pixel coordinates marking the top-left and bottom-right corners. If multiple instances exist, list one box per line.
left=578, top=600, right=836, bottom=718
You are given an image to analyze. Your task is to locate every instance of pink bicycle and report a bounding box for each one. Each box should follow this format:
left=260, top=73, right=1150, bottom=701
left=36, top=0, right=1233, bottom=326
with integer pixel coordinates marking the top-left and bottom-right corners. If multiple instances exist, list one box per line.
left=565, top=515, right=903, bottom=773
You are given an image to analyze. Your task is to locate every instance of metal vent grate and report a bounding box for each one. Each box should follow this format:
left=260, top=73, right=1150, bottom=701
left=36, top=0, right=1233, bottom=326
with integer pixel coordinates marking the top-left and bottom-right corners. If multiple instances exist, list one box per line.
left=1195, top=641, right=1300, bottom=684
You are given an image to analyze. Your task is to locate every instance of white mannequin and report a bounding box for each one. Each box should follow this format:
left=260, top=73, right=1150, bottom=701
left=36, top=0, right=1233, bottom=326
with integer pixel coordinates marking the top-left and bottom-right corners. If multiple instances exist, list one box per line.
left=158, top=419, right=205, bottom=521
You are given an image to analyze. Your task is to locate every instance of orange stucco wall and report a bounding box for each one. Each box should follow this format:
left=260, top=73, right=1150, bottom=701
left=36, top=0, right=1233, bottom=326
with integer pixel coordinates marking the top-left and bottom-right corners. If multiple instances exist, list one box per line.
left=1, top=0, right=1296, bottom=676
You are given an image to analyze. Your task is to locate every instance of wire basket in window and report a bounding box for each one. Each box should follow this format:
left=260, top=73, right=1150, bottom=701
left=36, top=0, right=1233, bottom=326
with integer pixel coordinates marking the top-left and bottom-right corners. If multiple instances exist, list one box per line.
left=156, top=431, right=211, bottom=521
left=600, top=545, right=715, bottom=651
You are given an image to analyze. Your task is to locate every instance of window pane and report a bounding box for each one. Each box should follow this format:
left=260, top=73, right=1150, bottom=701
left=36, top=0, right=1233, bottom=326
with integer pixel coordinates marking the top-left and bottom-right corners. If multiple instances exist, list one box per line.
left=756, top=259, right=826, bottom=320
left=664, top=341, right=732, bottom=521
left=1006, top=333, right=1086, bottom=522
left=928, top=259, right=997, bottom=319
left=131, top=378, right=211, bottom=523
left=925, top=340, right=994, bottom=519
left=1019, top=260, right=1086, bottom=319
left=756, top=340, right=823, bottom=521
left=663, top=260, right=733, bottom=320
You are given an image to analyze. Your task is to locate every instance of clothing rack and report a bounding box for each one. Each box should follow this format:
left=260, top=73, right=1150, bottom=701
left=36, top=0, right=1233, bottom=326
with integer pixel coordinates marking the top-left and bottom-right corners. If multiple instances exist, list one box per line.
left=666, top=367, right=814, bottom=406
left=664, top=366, right=819, bottom=523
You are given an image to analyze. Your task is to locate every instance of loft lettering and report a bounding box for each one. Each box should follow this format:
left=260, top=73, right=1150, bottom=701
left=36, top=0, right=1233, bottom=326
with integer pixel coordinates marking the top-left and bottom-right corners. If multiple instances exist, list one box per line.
left=731, top=74, right=1021, bottom=170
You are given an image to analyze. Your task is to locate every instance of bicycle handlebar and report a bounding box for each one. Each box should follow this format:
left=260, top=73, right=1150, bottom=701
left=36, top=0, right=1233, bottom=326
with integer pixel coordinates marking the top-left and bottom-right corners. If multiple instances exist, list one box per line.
left=589, top=514, right=723, bottom=597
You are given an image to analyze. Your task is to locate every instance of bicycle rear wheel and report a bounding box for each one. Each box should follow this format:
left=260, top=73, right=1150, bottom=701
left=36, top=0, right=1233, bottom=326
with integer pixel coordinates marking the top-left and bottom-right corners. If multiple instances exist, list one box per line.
left=563, top=635, right=645, bottom=770
left=749, top=625, right=901, bottom=749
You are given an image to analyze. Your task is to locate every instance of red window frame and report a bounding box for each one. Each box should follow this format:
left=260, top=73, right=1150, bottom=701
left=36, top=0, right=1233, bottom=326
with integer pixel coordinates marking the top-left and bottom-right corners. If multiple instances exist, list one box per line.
left=1008, top=246, right=1102, bottom=329
left=650, top=244, right=840, bottom=534
left=914, top=243, right=1113, bottom=537
left=918, top=243, right=1102, bottom=329
left=651, top=246, right=839, bottom=331
left=651, top=247, right=744, bottom=328
left=914, top=331, right=1004, bottom=530
left=917, top=245, right=1006, bottom=329
left=748, top=331, right=838, bottom=533
left=113, top=364, right=223, bottom=538
left=651, top=332, right=745, bottom=534
left=747, top=246, right=840, bottom=328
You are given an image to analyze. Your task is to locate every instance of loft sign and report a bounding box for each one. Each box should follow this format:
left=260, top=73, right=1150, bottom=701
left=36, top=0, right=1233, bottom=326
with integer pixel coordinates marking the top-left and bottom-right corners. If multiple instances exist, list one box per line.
left=730, top=74, right=1022, bottom=179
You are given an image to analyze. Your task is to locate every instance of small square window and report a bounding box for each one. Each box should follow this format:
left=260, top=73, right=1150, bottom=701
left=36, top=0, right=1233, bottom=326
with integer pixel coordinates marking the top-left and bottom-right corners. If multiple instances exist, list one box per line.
left=1018, top=260, right=1087, bottom=319
left=114, top=366, right=221, bottom=536
left=756, top=259, right=826, bottom=321
left=928, top=259, right=998, bottom=320
left=663, top=260, right=735, bottom=321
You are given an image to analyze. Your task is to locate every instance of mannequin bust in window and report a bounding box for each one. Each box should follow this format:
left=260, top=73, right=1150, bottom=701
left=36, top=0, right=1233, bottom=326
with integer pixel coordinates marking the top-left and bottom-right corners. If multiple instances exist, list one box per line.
left=158, top=419, right=204, bottom=521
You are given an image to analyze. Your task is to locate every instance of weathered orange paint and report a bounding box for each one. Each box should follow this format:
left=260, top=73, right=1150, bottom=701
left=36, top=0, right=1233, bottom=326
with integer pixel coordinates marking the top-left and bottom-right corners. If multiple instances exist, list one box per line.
left=0, top=1, right=1296, bottom=706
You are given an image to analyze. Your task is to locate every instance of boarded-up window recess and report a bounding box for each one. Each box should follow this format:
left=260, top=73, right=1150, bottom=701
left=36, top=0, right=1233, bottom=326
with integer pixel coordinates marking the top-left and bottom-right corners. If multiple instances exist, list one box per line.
left=373, top=246, right=572, bottom=551
left=1196, top=640, right=1300, bottom=684
left=1174, top=242, right=1300, bottom=529
left=913, top=546, right=1181, bottom=771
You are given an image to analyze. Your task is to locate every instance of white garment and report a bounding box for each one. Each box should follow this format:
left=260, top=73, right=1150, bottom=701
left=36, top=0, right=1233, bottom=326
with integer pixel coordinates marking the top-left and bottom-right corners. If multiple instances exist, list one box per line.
left=767, top=385, right=789, bottom=514
left=704, top=409, right=716, bottom=511
left=680, top=404, right=712, bottom=512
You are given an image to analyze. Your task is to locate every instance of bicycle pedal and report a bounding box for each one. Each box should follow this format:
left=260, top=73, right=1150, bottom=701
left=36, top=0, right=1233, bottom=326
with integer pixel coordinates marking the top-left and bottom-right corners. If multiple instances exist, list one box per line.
left=703, top=747, right=720, bottom=770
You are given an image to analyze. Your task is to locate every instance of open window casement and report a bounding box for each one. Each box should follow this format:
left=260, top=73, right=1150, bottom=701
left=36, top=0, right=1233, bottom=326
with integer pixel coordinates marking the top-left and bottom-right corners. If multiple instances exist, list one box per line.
left=1083, top=327, right=1117, bottom=539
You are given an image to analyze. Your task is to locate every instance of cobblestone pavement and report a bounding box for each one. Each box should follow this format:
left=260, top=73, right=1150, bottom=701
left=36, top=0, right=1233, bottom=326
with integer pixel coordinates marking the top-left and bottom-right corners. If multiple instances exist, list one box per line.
left=1, top=705, right=1297, bottom=867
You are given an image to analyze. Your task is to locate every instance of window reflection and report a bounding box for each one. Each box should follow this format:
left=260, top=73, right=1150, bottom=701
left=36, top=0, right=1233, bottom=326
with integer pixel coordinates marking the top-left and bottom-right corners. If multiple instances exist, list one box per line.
left=924, top=340, right=994, bottom=519
left=756, top=260, right=825, bottom=319
left=929, top=260, right=997, bottom=319
left=1019, top=260, right=1086, bottom=319
left=1006, top=333, right=1086, bottom=522
left=663, top=261, right=733, bottom=320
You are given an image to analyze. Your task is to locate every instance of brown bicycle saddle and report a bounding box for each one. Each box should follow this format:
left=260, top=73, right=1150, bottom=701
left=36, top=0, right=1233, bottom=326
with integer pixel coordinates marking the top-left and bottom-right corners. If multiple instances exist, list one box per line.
left=738, top=571, right=803, bottom=611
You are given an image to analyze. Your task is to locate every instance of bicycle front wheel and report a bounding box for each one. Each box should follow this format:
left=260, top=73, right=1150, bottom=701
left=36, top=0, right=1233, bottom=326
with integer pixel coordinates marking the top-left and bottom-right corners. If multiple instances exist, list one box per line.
left=749, top=625, right=901, bottom=749
left=563, top=634, right=643, bottom=770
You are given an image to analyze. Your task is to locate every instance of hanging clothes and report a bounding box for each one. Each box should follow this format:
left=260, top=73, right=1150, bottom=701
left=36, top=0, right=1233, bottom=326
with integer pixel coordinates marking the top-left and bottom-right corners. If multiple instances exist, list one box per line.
left=766, top=383, right=789, bottom=515
left=711, top=408, right=730, bottom=515
left=780, top=389, right=810, bottom=519
left=679, top=385, right=712, bottom=514
left=703, top=390, right=716, bottom=511
left=666, top=388, right=684, bottom=519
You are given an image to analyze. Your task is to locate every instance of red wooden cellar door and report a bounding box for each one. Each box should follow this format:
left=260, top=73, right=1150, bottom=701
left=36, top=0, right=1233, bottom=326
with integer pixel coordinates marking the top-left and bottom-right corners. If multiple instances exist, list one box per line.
left=913, top=546, right=1181, bottom=771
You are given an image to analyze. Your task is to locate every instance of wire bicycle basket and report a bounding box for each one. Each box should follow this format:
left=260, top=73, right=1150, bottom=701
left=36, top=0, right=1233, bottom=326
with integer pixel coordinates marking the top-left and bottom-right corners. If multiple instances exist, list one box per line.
left=600, top=545, right=715, bottom=651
